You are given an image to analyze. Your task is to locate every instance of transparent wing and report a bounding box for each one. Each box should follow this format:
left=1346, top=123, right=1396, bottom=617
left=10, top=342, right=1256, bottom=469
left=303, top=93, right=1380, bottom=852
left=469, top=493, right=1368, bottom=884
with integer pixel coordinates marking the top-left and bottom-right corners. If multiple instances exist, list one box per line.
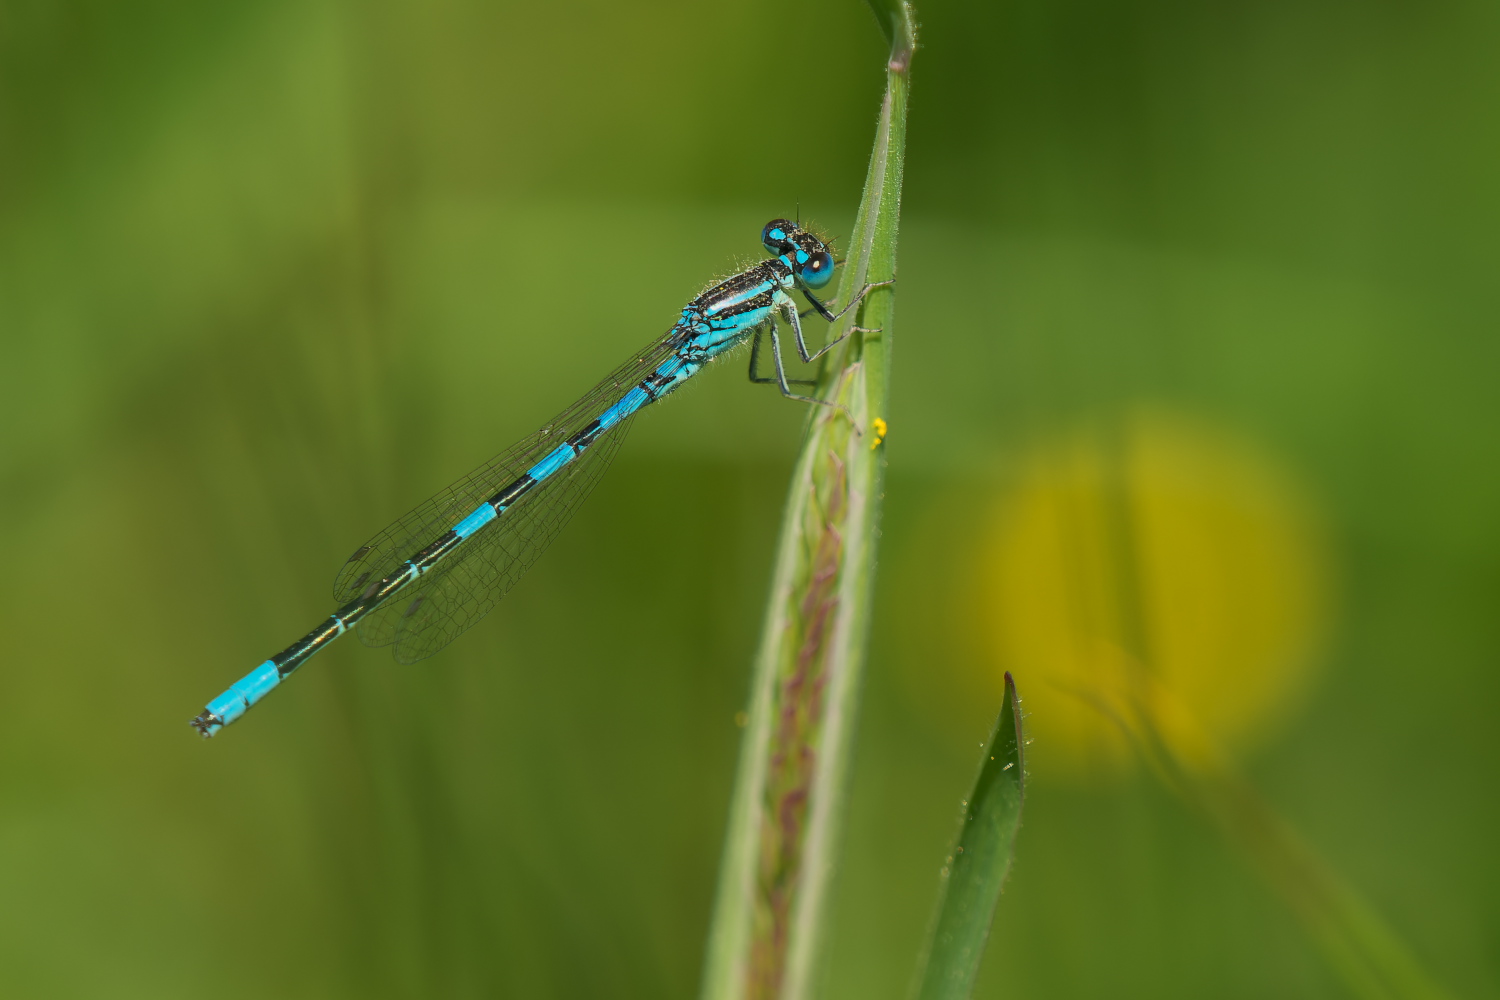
left=333, top=329, right=680, bottom=605
left=357, top=410, right=634, bottom=662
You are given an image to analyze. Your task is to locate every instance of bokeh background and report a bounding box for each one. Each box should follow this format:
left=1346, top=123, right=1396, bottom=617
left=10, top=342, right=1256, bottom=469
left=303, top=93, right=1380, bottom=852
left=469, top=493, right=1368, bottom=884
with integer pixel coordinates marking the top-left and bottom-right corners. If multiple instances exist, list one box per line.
left=3, top=0, right=1497, bottom=996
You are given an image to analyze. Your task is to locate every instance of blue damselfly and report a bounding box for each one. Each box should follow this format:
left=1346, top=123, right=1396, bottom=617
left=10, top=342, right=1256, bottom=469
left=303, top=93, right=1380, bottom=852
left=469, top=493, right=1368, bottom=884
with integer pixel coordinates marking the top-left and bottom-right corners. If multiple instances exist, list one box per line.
left=190, top=220, right=888, bottom=737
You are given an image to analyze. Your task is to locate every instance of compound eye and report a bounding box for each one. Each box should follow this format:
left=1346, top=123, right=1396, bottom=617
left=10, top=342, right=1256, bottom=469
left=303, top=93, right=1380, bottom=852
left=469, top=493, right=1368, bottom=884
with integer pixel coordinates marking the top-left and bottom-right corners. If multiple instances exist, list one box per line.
left=761, top=219, right=795, bottom=253
left=800, top=250, right=835, bottom=288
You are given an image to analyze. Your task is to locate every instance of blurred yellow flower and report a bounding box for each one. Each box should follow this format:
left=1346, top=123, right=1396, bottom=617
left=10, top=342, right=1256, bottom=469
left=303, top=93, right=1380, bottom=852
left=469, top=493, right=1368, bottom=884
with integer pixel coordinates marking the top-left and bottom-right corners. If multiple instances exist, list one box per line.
left=974, top=409, right=1330, bottom=778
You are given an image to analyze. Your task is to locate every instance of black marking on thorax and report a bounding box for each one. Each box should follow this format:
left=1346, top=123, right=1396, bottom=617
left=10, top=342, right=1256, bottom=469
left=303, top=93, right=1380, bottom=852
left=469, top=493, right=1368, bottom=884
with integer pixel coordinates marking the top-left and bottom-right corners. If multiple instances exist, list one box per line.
left=691, top=261, right=786, bottom=320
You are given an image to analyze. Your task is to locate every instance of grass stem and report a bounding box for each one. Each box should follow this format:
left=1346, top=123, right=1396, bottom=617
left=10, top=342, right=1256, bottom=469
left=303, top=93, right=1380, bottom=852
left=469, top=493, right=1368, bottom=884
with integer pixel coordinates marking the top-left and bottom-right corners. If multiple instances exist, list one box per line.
left=698, top=6, right=916, bottom=999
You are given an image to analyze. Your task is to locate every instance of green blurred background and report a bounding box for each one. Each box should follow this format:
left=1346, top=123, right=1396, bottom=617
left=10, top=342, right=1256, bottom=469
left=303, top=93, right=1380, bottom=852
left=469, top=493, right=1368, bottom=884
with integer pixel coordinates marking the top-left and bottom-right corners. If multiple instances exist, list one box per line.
left=3, top=0, right=1498, bottom=996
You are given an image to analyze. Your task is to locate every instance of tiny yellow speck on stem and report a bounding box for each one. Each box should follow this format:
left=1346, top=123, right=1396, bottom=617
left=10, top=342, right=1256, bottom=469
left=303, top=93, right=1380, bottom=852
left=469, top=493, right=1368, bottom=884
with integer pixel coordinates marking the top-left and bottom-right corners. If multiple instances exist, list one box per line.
left=871, top=417, right=888, bottom=449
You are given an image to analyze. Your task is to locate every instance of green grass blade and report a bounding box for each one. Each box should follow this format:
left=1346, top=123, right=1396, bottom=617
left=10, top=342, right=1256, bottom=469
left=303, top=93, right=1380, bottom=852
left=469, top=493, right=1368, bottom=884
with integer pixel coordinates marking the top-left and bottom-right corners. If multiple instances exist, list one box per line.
left=911, top=673, right=1027, bottom=1000
left=1125, top=712, right=1457, bottom=1000
left=698, top=6, right=916, bottom=1000
left=1071, top=656, right=1453, bottom=1000
left=864, top=0, right=917, bottom=54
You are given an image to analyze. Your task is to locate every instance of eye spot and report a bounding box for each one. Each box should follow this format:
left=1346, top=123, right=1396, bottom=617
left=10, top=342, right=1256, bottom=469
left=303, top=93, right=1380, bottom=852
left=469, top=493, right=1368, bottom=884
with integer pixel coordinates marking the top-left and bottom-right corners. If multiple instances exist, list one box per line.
left=796, top=249, right=809, bottom=264
left=800, top=251, right=835, bottom=288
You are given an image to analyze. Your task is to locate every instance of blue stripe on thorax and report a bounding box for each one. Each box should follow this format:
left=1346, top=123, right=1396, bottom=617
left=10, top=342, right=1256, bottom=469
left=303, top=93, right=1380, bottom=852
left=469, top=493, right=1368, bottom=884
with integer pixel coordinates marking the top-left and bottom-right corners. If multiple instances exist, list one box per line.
left=704, top=279, right=774, bottom=315
left=698, top=301, right=776, bottom=346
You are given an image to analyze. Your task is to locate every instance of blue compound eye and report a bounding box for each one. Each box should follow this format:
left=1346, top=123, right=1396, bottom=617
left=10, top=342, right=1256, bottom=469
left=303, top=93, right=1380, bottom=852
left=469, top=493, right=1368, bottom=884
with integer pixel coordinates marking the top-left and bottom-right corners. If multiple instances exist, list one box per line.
left=762, top=219, right=795, bottom=253
left=799, top=250, right=835, bottom=288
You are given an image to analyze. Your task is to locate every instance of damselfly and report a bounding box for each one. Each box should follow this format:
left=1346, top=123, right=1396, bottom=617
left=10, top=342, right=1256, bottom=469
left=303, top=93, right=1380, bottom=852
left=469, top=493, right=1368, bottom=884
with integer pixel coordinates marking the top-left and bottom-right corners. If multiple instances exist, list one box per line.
left=190, top=220, right=889, bottom=737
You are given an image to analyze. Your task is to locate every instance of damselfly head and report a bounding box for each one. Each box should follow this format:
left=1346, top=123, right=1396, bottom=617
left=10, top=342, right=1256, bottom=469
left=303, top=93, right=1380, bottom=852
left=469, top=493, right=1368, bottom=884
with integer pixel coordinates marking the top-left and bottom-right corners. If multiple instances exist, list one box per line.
left=761, top=218, right=837, bottom=289
left=761, top=218, right=798, bottom=255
